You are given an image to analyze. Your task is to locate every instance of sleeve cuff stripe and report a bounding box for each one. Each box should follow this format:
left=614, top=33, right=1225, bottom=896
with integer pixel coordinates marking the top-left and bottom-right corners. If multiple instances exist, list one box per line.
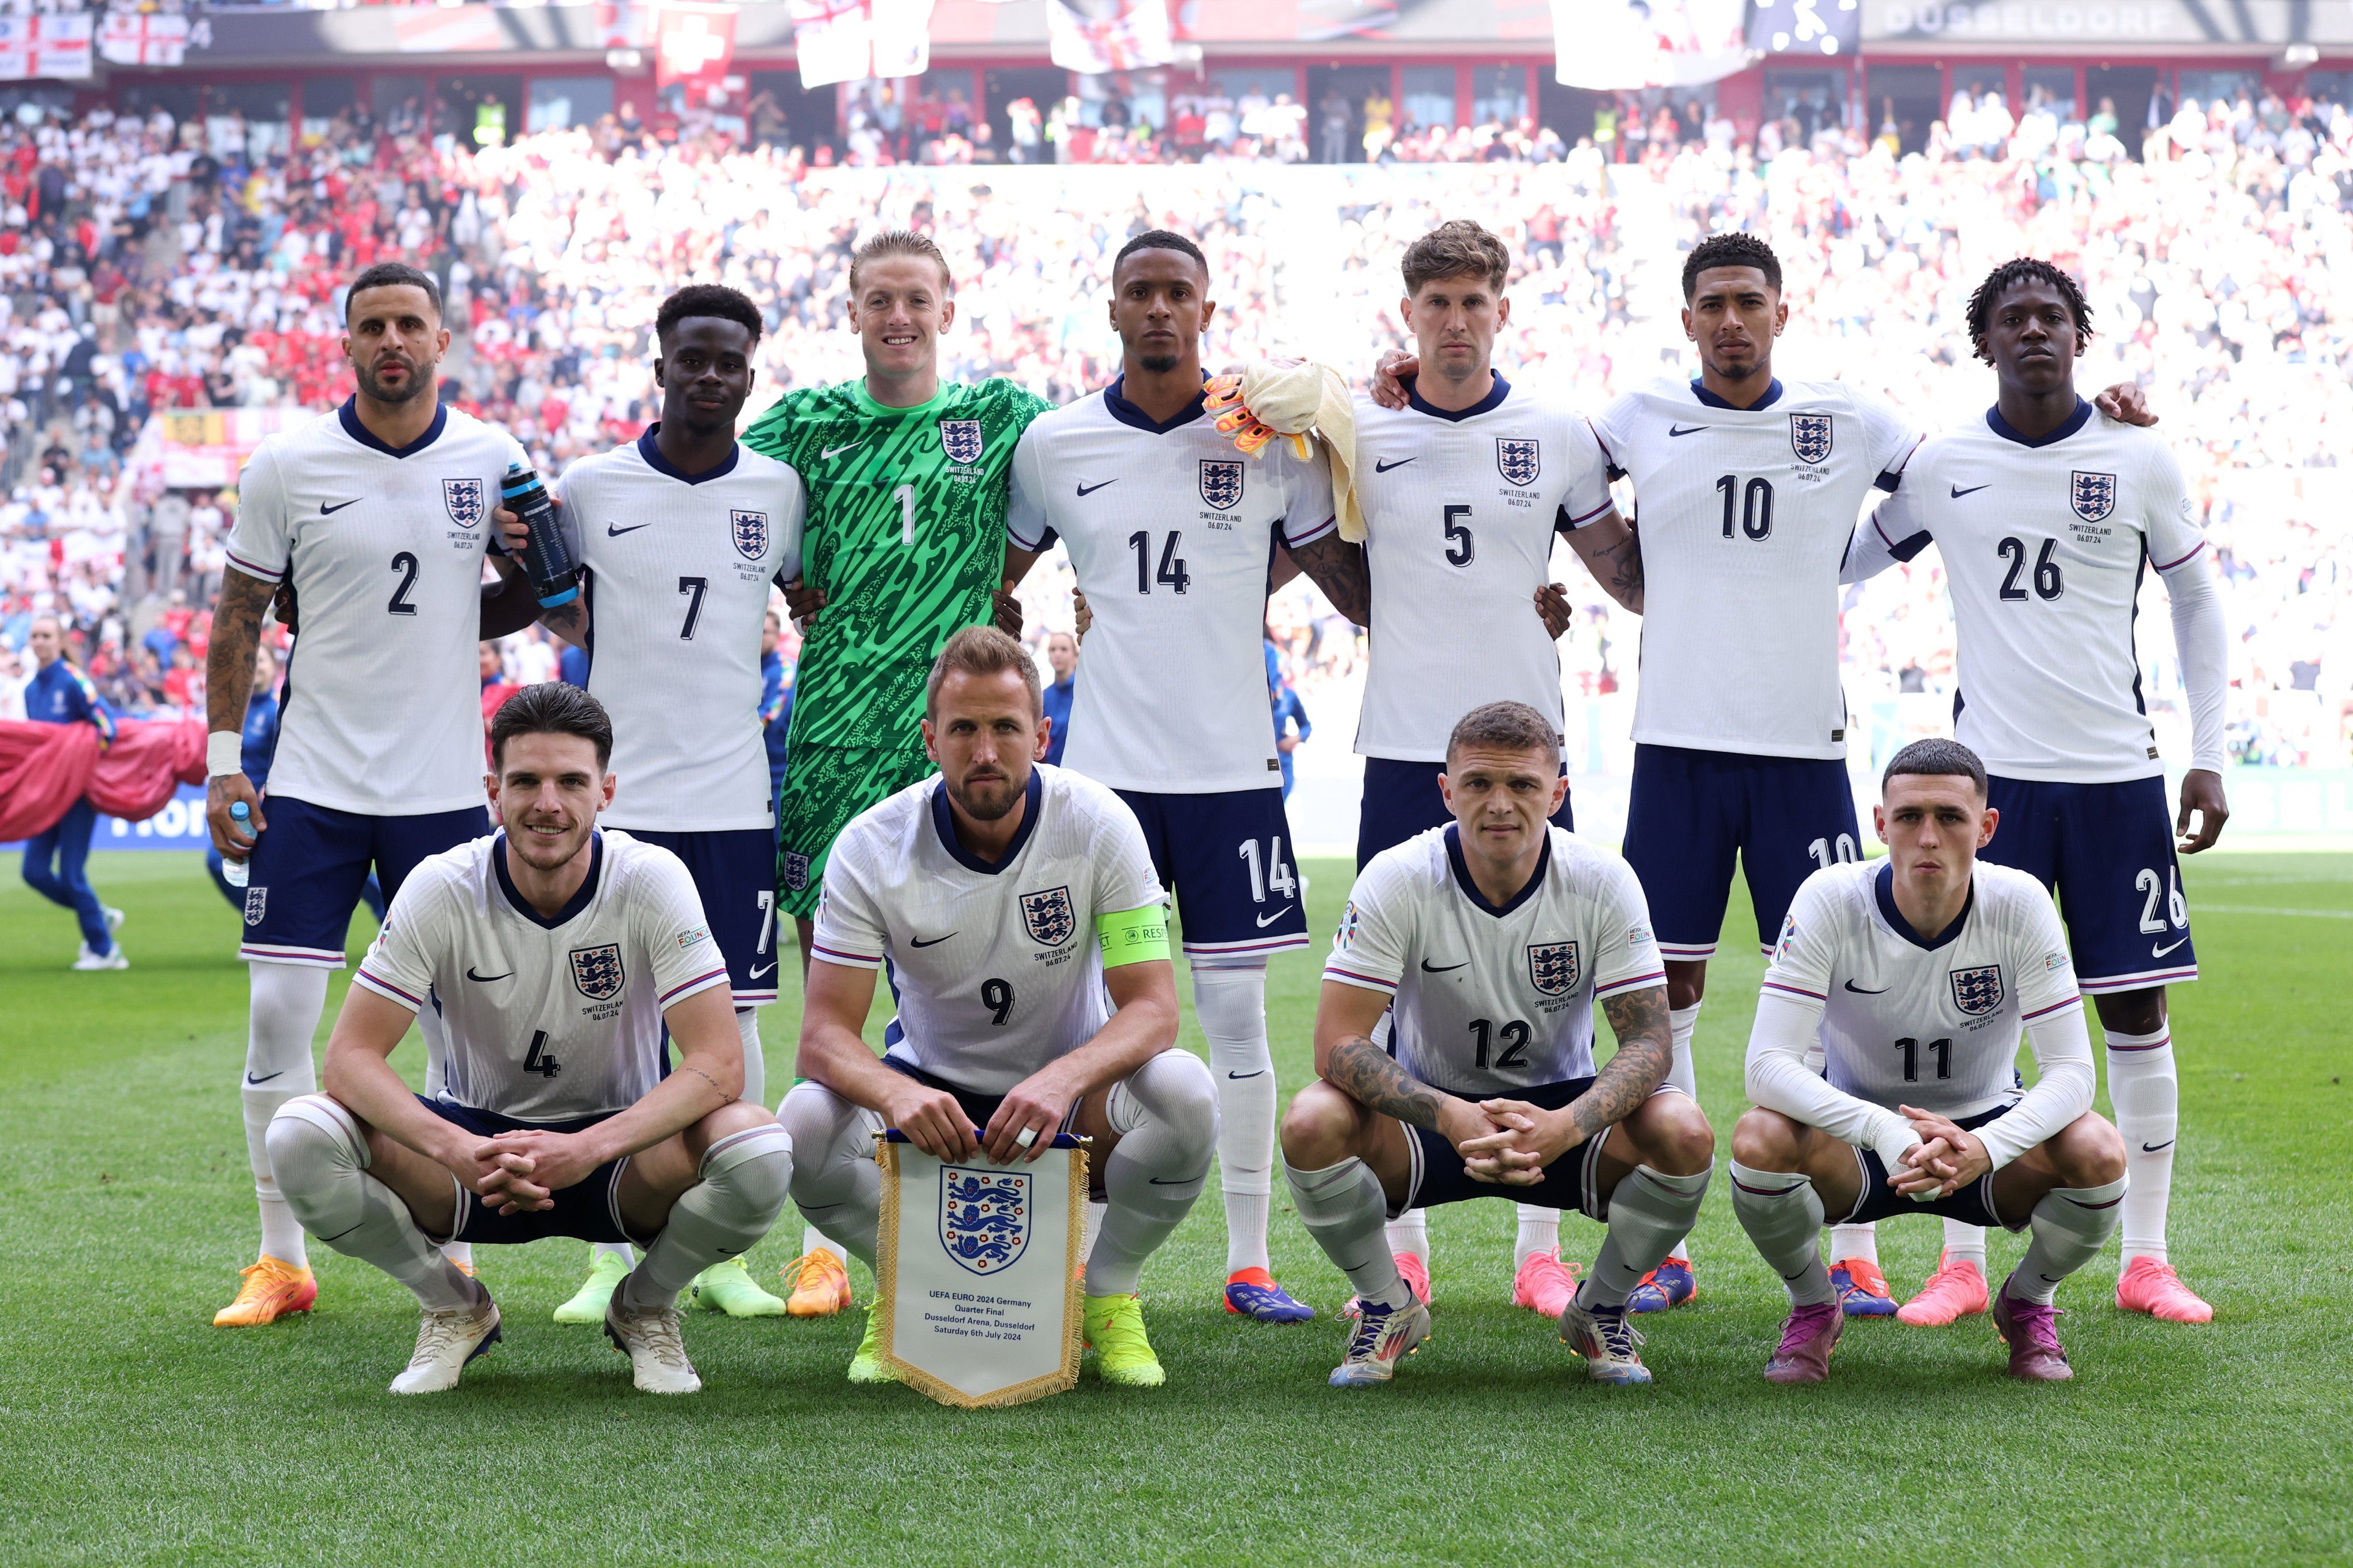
left=1324, top=965, right=1399, bottom=992
left=1763, top=981, right=1826, bottom=1001
left=1564, top=499, right=1614, bottom=526
left=810, top=942, right=882, bottom=966
left=353, top=971, right=423, bottom=1008
left=1009, top=527, right=1050, bottom=551
left=2154, top=540, right=2205, bottom=571
left=225, top=551, right=284, bottom=581
left=1287, top=515, right=1339, bottom=546
left=2022, top=997, right=2083, bottom=1021
left=659, top=969, right=730, bottom=1003
left=1596, top=971, right=1668, bottom=996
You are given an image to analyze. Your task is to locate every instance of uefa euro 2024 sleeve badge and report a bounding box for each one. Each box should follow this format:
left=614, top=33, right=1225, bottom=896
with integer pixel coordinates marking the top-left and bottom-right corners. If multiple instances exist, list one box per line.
left=939, top=1166, right=1031, bottom=1275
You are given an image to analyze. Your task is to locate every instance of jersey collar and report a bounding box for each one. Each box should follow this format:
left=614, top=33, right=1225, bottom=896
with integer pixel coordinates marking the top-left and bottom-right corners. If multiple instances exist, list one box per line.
left=1689, top=377, right=1783, bottom=411
left=637, top=423, right=740, bottom=484
left=930, top=768, right=1043, bottom=875
left=1985, top=396, right=2093, bottom=448
left=848, top=378, right=955, bottom=420
left=1406, top=372, right=1510, bottom=423
left=1104, top=374, right=1208, bottom=434
left=493, top=829, right=604, bottom=929
left=1444, top=822, right=1550, bottom=919
left=1873, top=859, right=1974, bottom=951
left=338, top=396, right=447, bottom=459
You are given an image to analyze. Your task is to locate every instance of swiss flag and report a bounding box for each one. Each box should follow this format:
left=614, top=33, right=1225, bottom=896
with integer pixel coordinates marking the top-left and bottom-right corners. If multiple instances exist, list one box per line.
left=655, top=1, right=736, bottom=90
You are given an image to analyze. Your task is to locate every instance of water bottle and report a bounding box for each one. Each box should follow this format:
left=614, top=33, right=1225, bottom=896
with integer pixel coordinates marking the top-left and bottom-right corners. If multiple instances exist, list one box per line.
left=501, top=461, right=580, bottom=608
left=222, top=801, right=252, bottom=889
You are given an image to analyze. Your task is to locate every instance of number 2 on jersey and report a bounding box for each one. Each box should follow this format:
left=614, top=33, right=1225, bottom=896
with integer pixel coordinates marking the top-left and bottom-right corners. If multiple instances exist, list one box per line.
left=387, top=551, right=419, bottom=616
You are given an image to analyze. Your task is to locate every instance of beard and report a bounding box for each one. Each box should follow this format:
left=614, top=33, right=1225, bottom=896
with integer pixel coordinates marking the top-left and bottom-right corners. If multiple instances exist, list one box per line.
left=947, top=771, right=1024, bottom=822
left=1137, top=349, right=1181, bottom=374
left=356, top=358, right=431, bottom=405
left=506, top=816, right=590, bottom=871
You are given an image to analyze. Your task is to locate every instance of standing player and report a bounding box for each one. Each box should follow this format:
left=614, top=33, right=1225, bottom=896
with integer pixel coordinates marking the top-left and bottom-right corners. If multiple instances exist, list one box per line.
left=1730, top=740, right=2124, bottom=1383
left=524, top=284, right=808, bottom=1323
left=781, top=628, right=1215, bottom=1387
left=1845, top=260, right=2227, bottom=1324
left=1003, top=230, right=1370, bottom=1323
left=1280, top=701, right=1712, bottom=1388
left=18, top=613, right=124, bottom=970
left=205, top=262, right=547, bottom=1328
left=1348, top=220, right=1645, bottom=1318
left=264, top=685, right=792, bottom=1395
left=740, top=230, right=1050, bottom=976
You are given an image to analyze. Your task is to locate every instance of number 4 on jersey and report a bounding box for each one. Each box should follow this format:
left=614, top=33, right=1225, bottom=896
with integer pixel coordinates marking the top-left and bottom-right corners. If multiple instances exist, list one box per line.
left=523, top=1030, right=562, bottom=1077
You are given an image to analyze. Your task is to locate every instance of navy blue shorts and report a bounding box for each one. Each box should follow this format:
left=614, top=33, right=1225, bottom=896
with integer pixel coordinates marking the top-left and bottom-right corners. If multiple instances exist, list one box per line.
left=1401, top=1076, right=1611, bottom=1218
left=240, top=797, right=488, bottom=967
left=1622, top=744, right=1861, bottom=962
left=1114, top=786, right=1307, bottom=964
left=1981, top=774, right=2196, bottom=994
left=1356, top=755, right=1574, bottom=870
left=625, top=827, right=782, bottom=1006
left=420, top=1096, right=650, bottom=1247
left=1843, top=1102, right=2021, bottom=1230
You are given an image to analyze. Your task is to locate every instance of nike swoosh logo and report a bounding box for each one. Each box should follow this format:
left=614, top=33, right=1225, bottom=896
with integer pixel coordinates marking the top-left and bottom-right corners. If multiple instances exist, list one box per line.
left=748, top=961, right=777, bottom=979
left=1668, top=424, right=1708, bottom=437
left=245, top=1071, right=283, bottom=1085
left=1255, top=908, right=1293, bottom=928
left=2040, top=1274, right=2065, bottom=1284
left=1226, top=1070, right=1268, bottom=1080
left=1419, top=959, right=1468, bottom=973
left=1843, top=980, right=1888, bottom=994
left=822, top=442, right=861, bottom=460
left=910, top=933, right=956, bottom=948
left=465, top=967, right=512, bottom=982
left=1950, top=484, right=1991, bottom=498
left=1782, top=1268, right=1812, bottom=1281
left=320, top=499, right=361, bottom=515
left=1374, top=457, right=1415, bottom=473
left=2141, top=1140, right=2175, bottom=1153
left=1148, top=1176, right=1195, bottom=1185
left=1077, top=480, right=1117, bottom=496
left=606, top=522, right=653, bottom=537
left=2152, top=937, right=2189, bottom=957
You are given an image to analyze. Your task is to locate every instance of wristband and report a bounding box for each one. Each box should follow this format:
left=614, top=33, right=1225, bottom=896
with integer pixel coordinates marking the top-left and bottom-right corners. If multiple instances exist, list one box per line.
left=207, top=731, right=245, bottom=777
left=1097, top=903, right=1170, bottom=968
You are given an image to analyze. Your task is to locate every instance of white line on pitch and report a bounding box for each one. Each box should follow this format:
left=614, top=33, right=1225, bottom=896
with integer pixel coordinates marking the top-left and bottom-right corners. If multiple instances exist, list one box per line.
left=2196, top=904, right=2353, bottom=920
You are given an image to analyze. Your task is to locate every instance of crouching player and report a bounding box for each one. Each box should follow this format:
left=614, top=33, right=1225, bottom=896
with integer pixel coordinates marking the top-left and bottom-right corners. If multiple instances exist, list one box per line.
left=265, top=684, right=792, bottom=1395
left=782, top=627, right=1214, bottom=1388
left=1281, top=701, right=1714, bottom=1388
left=1730, top=739, right=2126, bottom=1384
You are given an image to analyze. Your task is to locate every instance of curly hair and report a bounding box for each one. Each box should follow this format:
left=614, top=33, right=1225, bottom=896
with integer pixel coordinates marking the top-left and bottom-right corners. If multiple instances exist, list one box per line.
left=1964, top=257, right=2094, bottom=363
left=1681, top=231, right=1782, bottom=299
left=654, top=283, right=763, bottom=346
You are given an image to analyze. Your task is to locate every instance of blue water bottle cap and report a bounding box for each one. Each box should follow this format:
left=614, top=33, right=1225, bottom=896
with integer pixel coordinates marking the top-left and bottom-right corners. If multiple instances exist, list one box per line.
left=230, top=801, right=251, bottom=821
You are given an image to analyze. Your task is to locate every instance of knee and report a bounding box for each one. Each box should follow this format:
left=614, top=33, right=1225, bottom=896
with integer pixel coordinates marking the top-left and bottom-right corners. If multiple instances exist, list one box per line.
left=701, top=1119, right=794, bottom=1219
left=2097, top=990, right=2167, bottom=1038
left=1132, top=1049, right=1218, bottom=1155
left=1730, top=1107, right=1803, bottom=1172
left=1637, top=1094, right=1716, bottom=1175
left=264, top=1094, right=365, bottom=1191
left=1279, top=1080, right=1361, bottom=1170
left=776, top=1079, right=852, bottom=1147
left=2054, top=1113, right=2128, bottom=1187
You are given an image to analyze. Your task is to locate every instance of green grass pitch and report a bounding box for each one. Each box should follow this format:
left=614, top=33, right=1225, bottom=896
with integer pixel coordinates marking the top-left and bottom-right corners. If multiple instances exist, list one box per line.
left=2, top=848, right=2347, bottom=1565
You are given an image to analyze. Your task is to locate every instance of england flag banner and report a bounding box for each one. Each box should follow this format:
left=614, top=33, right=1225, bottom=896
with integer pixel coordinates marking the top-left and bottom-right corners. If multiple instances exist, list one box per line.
left=873, top=1132, right=1086, bottom=1408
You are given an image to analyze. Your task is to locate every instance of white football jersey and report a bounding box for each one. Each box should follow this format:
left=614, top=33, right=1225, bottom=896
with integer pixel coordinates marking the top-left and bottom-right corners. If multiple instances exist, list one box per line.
left=1352, top=378, right=1615, bottom=761
left=352, top=830, right=730, bottom=1122
left=226, top=400, right=527, bottom=813
left=812, top=764, right=1168, bottom=1095
left=1008, top=380, right=1337, bottom=793
left=1590, top=377, right=1922, bottom=759
left=556, top=429, right=807, bottom=831
left=1764, top=859, right=2082, bottom=1122
left=1866, top=404, right=2208, bottom=783
left=1325, top=825, right=1667, bottom=1097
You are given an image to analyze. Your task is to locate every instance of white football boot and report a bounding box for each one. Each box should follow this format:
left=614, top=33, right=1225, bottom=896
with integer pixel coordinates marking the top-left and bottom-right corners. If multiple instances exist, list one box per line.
left=605, top=1299, right=703, bottom=1394
left=389, top=1293, right=502, bottom=1395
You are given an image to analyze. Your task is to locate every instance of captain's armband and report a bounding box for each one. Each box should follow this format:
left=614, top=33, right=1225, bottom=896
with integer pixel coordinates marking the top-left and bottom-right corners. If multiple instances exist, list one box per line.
left=1096, top=903, right=1170, bottom=968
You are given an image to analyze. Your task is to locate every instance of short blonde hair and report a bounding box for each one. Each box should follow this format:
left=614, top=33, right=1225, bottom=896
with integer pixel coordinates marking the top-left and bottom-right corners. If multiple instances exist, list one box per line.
left=925, top=625, right=1041, bottom=717
left=850, top=228, right=952, bottom=296
left=1446, top=700, right=1560, bottom=766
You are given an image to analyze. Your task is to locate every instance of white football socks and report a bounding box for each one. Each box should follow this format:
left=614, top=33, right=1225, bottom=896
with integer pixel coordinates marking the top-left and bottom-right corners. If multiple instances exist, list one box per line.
left=1829, top=1223, right=1880, bottom=1267
left=1941, top=1218, right=1989, bottom=1270
left=2107, top=1026, right=2176, bottom=1263
left=266, top=1094, right=474, bottom=1311
left=1730, top=1161, right=1835, bottom=1307
left=1385, top=1208, right=1430, bottom=1266
left=1582, top=1165, right=1710, bottom=1309
left=2009, top=1176, right=2128, bottom=1304
left=1286, top=1155, right=1406, bottom=1310
left=244, top=961, right=328, bottom=1269
left=776, top=1080, right=883, bottom=1266
left=735, top=1006, right=766, bottom=1111
left=1191, top=963, right=1275, bottom=1276
left=1514, top=1206, right=1560, bottom=1271
left=1086, top=1051, right=1216, bottom=1296
left=618, top=1122, right=793, bottom=1312
left=1661, top=1002, right=1702, bottom=1265
left=418, top=1010, right=473, bottom=1275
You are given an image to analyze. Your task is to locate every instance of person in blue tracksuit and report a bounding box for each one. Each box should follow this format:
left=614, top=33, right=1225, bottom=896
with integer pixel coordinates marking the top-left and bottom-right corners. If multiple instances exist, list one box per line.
left=1270, top=673, right=1311, bottom=800
left=761, top=609, right=793, bottom=803
left=21, top=614, right=124, bottom=969
left=1042, top=630, right=1077, bottom=766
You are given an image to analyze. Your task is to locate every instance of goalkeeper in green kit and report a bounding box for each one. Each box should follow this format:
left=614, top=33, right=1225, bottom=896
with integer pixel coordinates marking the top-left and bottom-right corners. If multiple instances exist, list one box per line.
left=741, top=229, right=1052, bottom=1315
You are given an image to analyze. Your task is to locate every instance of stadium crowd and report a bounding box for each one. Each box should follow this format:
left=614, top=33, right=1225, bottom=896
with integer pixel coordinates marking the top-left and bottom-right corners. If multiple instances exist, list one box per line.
left=2, top=79, right=2347, bottom=769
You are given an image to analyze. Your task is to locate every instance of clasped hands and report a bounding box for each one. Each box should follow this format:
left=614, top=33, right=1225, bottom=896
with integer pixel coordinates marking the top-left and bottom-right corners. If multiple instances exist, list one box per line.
left=1889, top=1104, right=1992, bottom=1200
left=1441, top=1097, right=1583, bottom=1187
left=449, top=1128, right=607, bottom=1215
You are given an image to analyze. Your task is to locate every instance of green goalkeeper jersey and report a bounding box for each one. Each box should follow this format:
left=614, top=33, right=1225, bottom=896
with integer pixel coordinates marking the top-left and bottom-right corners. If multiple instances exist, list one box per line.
left=743, top=376, right=1052, bottom=754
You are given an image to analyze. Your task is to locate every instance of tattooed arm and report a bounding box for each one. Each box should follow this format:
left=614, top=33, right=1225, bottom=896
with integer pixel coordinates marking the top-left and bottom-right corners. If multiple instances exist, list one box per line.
left=1284, top=533, right=1371, bottom=626
left=204, top=566, right=276, bottom=859
left=1313, top=978, right=1494, bottom=1147
left=1560, top=506, right=1643, bottom=615
left=1459, top=983, right=1674, bottom=1182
